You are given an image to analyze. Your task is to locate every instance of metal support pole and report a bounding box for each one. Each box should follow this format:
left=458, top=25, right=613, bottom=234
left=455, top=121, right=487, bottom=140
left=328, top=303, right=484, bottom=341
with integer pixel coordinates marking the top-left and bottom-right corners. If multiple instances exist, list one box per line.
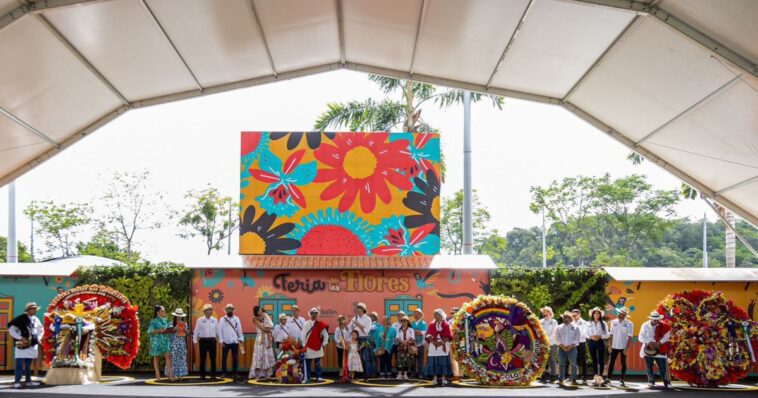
left=227, top=199, right=232, bottom=255
left=542, top=207, right=547, bottom=268
left=702, top=213, right=708, bottom=268
left=703, top=198, right=758, bottom=259
left=7, top=181, right=18, bottom=262
left=462, top=91, right=473, bottom=255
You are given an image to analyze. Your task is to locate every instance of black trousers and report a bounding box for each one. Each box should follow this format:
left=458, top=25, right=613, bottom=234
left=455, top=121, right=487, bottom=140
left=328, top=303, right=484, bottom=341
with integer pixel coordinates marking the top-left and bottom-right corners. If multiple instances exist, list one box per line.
left=198, top=338, right=217, bottom=378
left=576, top=342, right=588, bottom=381
left=221, top=343, right=239, bottom=375
left=608, top=349, right=627, bottom=380
left=337, top=347, right=345, bottom=370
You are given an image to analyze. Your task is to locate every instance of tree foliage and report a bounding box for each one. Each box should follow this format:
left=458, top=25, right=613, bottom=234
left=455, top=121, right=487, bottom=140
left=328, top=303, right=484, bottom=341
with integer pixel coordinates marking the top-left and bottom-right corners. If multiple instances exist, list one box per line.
left=23, top=201, right=92, bottom=258
left=76, top=229, right=139, bottom=263
left=0, top=236, right=34, bottom=262
left=440, top=189, right=497, bottom=255
left=176, top=186, right=238, bottom=254
left=76, top=262, right=191, bottom=369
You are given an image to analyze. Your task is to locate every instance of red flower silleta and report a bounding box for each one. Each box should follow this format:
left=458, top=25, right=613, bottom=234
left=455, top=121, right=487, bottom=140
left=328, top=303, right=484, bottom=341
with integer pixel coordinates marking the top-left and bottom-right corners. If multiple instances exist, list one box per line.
left=314, top=133, right=415, bottom=213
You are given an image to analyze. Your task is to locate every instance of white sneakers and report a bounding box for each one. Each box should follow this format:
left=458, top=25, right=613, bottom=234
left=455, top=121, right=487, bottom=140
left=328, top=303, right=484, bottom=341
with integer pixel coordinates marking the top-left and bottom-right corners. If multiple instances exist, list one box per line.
left=12, top=383, right=21, bottom=389
left=26, top=382, right=40, bottom=387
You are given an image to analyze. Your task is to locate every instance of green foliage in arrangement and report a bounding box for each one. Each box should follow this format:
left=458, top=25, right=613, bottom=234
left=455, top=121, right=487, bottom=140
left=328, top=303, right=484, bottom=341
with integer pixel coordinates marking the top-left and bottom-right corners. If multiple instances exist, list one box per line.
left=489, top=267, right=608, bottom=317
left=75, top=262, right=191, bottom=369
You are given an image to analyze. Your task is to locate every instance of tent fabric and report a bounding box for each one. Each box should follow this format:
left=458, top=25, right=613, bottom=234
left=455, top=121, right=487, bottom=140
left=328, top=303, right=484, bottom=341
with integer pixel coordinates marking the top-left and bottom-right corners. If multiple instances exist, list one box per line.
left=0, top=0, right=756, bottom=225
left=603, top=266, right=758, bottom=282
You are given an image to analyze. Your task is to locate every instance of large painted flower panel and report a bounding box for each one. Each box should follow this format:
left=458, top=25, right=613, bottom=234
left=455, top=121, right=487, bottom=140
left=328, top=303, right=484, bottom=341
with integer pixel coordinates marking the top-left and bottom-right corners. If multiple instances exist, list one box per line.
left=250, top=150, right=317, bottom=217
left=313, top=132, right=416, bottom=213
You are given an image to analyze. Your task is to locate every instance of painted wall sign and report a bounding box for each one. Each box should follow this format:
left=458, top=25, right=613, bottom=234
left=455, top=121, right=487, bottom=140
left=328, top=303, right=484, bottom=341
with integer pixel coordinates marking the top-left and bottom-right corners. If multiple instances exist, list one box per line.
left=240, top=132, right=441, bottom=256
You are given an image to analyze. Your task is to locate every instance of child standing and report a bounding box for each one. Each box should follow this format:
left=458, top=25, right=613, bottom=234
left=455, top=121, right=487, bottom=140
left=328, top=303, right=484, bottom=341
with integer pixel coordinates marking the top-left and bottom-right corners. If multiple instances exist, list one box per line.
left=347, top=330, right=363, bottom=382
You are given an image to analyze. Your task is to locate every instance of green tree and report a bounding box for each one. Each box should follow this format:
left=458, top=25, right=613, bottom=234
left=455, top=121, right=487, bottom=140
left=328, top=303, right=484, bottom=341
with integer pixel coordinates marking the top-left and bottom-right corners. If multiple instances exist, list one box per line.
left=76, top=229, right=138, bottom=263
left=23, top=201, right=91, bottom=258
left=440, top=189, right=495, bottom=255
left=100, top=170, right=168, bottom=260
left=530, top=174, right=680, bottom=267
left=0, top=237, right=34, bottom=262
left=176, top=186, right=238, bottom=254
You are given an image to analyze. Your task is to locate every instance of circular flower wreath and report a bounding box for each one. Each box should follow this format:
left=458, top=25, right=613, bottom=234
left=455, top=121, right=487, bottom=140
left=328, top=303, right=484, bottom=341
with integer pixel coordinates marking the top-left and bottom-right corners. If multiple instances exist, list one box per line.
left=657, top=290, right=758, bottom=387
left=451, top=295, right=549, bottom=386
left=43, top=284, right=140, bottom=370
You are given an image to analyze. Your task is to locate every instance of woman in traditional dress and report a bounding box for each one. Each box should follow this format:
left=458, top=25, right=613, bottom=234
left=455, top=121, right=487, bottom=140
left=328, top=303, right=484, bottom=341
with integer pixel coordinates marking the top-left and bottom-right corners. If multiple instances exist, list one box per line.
left=147, top=305, right=173, bottom=380
left=249, top=306, right=275, bottom=379
left=395, top=316, right=416, bottom=380
left=425, top=309, right=453, bottom=385
left=166, top=308, right=188, bottom=381
left=375, top=316, right=396, bottom=379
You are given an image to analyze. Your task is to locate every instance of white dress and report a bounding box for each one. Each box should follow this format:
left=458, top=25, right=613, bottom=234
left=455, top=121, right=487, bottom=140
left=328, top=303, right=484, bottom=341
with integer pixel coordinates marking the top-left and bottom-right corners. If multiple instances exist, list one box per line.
left=249, top=314, right=276, bottom=378
left=347, top=342, right=363, bottom=372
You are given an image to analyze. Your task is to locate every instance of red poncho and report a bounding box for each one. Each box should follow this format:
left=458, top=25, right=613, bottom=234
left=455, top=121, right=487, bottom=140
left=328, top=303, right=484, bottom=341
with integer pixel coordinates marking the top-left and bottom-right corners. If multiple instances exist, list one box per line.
left=305, top=320, right=329, bottom=351
left=426, top=320, right=452, bottom=342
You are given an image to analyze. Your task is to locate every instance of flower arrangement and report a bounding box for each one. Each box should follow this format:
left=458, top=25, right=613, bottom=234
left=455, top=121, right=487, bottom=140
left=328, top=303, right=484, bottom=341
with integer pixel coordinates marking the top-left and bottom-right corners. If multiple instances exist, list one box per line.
left=451, top=295, right=549, bottom=386
left=274, top=337, right=306, bottom=383
left=657, top=290, right=757, bottom=387
left=43, top=285, right=140, bottom=370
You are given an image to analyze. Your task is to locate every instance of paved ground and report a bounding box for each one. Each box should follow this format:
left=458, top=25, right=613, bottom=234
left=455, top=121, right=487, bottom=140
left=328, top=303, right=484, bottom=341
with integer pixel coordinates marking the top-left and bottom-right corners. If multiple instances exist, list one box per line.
left=0, top=375, right=755, bottom=398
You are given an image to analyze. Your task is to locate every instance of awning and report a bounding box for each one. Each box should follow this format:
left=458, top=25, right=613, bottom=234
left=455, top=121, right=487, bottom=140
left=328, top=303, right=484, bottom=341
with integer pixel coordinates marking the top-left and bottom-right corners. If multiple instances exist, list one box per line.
left=181, top=254, right=496, bottom=270
left=1, top=0, right=756, bottom=225
left=603, top=266, right=758, bottom=282
left=0, top=255, right=122, bottom=276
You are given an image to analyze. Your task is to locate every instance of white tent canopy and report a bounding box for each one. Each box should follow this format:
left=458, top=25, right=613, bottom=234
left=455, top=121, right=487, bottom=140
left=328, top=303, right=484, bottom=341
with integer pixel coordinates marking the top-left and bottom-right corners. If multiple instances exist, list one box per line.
left=0, top=0, right=756, bottom=224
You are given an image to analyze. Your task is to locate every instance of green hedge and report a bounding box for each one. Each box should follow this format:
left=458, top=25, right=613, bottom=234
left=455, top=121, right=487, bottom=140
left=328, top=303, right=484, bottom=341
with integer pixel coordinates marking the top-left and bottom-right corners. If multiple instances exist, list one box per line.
left=75, top=262, right=191, bottom=369
left=490, top=267, right=608, bottom=317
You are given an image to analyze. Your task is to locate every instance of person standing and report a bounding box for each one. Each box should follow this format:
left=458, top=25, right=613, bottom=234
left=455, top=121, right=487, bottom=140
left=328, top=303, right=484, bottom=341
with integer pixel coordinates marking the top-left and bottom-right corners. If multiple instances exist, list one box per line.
left=193, top=304, right=219, bottom=380
left=350, top=303, right=373, bottom=381
left=448, top=307, right=461, bottom=380
left=390, top=310, right=405, bottom=373
left=272, top=313, right=294, bottom=357
left=8, top=302, right=44, bottom=389
left=287, top=305, right=306, bottom=343
left=554, top=311, right=581, bottom=386
left=539, top=306, right=559, bottom=384
left=218, top=303, right=244, bottom=380
left=425, top=309, right=452, bottom=385
left=639, top=311, right=671, bottom=389
left=301, top=307, right=329, bottom=382
left=148, top=305, right=173, bottom=380
left=571, top=308, right=589, bottom=383
left=395, top=316, right=416, bottom=380
left=587, top=307, right=610, bottom=386
left=167, top=308, right=189, bottom=381
left=333, top=315, right=350, bottom=380
left=347, top=330, right=363, bottom=382
left=608, top=308, right=633, bottom=386
left=411, top=309, right=427, bottom=378
left=249, top=306, right=275, bottom=380
left=375, top=316, right=396, bottom=379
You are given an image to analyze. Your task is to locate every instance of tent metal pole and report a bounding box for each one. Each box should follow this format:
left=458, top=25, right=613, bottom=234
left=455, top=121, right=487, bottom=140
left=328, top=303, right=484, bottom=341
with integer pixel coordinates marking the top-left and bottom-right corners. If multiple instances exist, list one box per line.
left=462, top=91, right=473, bottom=255
left=703, top=198, right=758, bottom=260
left=7, top=181, right=18, bottom=263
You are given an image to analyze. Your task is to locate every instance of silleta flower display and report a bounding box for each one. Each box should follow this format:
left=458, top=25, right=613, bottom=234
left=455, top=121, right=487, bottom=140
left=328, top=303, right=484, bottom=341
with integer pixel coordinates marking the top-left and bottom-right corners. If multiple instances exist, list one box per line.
left=451, top=295, right=549, bottom=386
left=657, top=290, right=757, bottom=387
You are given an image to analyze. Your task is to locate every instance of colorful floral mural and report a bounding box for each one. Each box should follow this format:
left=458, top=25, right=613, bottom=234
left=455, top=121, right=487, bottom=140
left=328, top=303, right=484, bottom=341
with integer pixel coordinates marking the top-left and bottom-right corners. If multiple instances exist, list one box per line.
left=240, top=132, right=441, bottom=256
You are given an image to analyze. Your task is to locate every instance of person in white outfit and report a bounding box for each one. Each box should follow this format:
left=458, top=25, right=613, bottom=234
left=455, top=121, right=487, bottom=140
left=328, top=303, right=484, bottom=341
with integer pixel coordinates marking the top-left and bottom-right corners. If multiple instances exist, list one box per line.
left=571, top=308, right=590, bottom=383
left=8, top=302, right=44, bottom=389
left=287, top=305, right=306, bottom=343
left=301, top=308, right=329, bottom=382
left=539, top=306, right=559, bottom=383
left=639, top=311, right=671, bottom=389
left=217, top=303, right=244, bottom=380
left=587, top=307, right=610, bottom=386
left=608, top=307, right=634, bottom=386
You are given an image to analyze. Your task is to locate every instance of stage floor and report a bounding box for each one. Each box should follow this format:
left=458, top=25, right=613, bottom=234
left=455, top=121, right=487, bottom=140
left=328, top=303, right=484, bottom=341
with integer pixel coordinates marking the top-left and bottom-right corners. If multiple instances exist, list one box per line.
left=0, top=375, right=756, bottom=397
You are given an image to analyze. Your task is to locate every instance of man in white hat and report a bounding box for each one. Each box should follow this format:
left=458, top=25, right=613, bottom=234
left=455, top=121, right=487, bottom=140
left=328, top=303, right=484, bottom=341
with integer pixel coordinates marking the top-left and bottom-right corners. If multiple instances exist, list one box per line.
left=301, top=308, right=329, bottom=382
left=8, top=302, right=43, bottom=389
left=571, top=308, right=590, bottom=384
left=639, top=311, right=671, bottom=389
left=539, top=306, right=558, bottom=383
left=411, top=308, right=427, bottom=378
left=555, top=311, right=581, bottom=386
left=286, top=304, right=305, bottom=343
left=390, top=310, right=406, bottom=377
left=351, top=303, right=373, bottom=380
left=608, top=307, right=634, bottom=386
left=217, top=303, right=244, bottom=380
left=272, top=313, right=295, bottom=357
left=193, top=304, right=219, bottom=379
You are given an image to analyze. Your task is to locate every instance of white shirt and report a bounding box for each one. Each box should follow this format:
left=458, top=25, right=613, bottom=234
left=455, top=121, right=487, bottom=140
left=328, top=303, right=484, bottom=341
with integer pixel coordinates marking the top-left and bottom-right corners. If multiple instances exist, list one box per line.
left=217, top=315, right=244, bottom=344
left=396, top=327, right=415, bottom=344
left=334, top=326, right=351, bottom=349
left=587, top=320, right=610, bottom=339
left=9, top=315, right=44, bottom=359
left=272, top=322, right=294, bottom=343
left=300, top=319, right=329, bottom=359
left=193, top=316, right=219, bottom=344
left=540, top=317, right=558, bottom=346
left=553, top=323, right=581, bottom=347
left=609, top=319, right=634, bottom=350
left=286, top=316, right=306, bottom=342
left=573, top=318, right=589, bottom=342
left=351, top=314, right=372, bottom=337
left=639, top=320, right=670, bottom=358
left=392, top=321, right=402, bottom=332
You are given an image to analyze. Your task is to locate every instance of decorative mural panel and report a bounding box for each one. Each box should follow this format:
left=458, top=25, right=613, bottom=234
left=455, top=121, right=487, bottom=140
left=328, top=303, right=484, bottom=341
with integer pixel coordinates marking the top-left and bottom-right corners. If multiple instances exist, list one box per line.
left=240, top=132, right=441, bottom=256
left=192, top=269, right=488, bottom=332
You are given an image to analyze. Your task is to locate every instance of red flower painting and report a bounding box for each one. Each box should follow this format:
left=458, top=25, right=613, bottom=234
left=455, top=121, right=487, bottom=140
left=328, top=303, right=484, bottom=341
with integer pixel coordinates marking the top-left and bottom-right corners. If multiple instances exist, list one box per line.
left=313, top=133, right=415, bottom=213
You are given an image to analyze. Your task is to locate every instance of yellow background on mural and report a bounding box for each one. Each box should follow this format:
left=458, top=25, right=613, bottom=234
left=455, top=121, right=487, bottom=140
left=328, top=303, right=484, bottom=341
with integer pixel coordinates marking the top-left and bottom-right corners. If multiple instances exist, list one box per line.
left=240, top=132, right=441, bottom=256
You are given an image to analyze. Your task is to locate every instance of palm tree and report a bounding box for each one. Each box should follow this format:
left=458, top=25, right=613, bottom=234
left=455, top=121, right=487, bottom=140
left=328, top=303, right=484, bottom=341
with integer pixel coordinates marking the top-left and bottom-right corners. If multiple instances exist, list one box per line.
left=314, top=75, right=503, bottom=134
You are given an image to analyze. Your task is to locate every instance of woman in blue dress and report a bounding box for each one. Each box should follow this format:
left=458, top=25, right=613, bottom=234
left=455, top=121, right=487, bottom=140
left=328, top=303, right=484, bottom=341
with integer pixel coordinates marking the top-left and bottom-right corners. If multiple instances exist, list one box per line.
left=165, top=308, right=189, bottom=381
left=148, top=305, right=173, bottom=380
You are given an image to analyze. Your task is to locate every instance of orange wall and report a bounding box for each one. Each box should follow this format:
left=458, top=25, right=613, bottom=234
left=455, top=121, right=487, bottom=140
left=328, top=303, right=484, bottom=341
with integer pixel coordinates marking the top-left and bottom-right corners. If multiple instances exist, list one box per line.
left=192, top=268, right=489, bottom=332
